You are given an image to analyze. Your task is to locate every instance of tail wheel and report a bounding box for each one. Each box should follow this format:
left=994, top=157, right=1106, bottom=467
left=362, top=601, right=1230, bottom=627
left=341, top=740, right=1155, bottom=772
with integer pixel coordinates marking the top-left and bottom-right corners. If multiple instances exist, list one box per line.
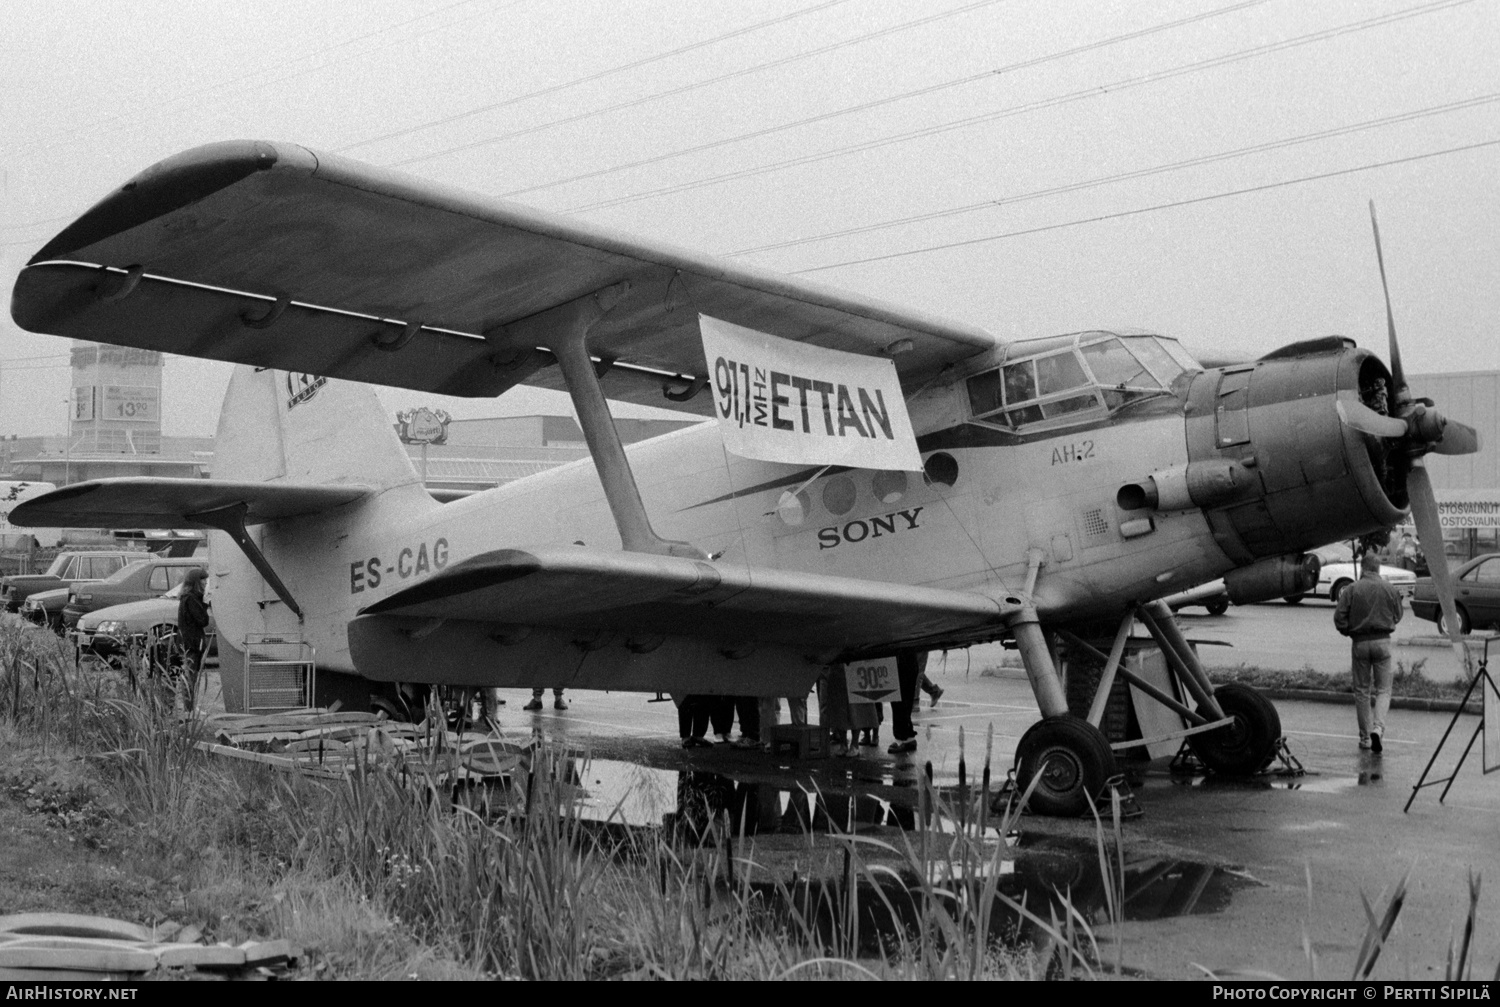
left=1205, top=600, right=1230, bottom=616
left=1014, top=715, right=1117, bottom=817
left=1188, top=683, right=1281, bottom=775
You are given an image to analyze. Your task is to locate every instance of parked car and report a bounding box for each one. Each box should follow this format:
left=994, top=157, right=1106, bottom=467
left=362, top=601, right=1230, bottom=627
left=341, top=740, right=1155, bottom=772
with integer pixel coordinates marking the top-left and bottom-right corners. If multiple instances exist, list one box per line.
left=1, top=550, right=142, bottom=613
left=1163, top=578, right=1230, bottom=616
left=1283, top=543, right=1416, bottom=604
left=19, top=586, right=71, bottom=633
left=73, top=583, right=216, bottom=662
left=62, top=556, right=205, bottom=629
left=1411, top=553, right=1500, bottom=636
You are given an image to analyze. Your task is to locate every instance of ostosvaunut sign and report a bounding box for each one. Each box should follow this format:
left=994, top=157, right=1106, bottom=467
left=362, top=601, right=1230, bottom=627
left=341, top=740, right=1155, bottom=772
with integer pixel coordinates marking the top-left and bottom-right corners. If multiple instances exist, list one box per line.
left=698, top=315, right=923, bottom=471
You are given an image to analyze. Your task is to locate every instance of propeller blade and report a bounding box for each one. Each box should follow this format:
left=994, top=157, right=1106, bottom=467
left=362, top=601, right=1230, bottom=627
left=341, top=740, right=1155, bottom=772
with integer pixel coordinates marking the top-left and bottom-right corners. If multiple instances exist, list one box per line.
left=1408, top=464, right=1468, bottom=665
left=1336, top=399, right=1407, bottom=438
left=1429, top=419, right=1482, bottom=456
left=1369, top=201, right=1406, bottom=395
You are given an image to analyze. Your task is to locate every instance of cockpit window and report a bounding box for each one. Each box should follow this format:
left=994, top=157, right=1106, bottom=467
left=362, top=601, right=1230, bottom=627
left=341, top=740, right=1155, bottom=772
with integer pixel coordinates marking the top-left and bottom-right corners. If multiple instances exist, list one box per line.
left=1003, top=360, right=1037, bottom=403
left=965, top=331, right=1196, bottom=432
left=1036, top=352, right=1088, bottom=396
left=1081, top=338, right=1161, bottom=390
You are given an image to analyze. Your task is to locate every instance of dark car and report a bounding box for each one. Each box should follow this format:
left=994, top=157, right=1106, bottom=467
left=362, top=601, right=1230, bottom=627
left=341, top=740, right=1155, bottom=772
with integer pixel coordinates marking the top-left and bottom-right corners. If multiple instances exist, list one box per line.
left=1, top=550, right=141, bottom=615
left=1410, top=553, right=1500, bottom=635
left=62, top=556, right=204, bottom=629
left=74, top=583, right=216, bottom=663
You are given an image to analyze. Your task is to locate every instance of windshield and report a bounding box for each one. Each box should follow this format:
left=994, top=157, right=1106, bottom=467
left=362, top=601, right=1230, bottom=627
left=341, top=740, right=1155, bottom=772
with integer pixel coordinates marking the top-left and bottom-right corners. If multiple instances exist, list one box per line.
left=966, top=331, right=1191, bottom=430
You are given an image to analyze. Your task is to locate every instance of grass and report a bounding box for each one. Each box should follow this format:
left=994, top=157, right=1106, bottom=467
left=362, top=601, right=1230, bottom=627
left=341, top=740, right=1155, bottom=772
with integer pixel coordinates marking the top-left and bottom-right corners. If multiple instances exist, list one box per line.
left=1207, top=658, right=1474, bottom=701
left=4, top=618, right=1497, bottom=980
left=0, top=621, right=1108, bottom=980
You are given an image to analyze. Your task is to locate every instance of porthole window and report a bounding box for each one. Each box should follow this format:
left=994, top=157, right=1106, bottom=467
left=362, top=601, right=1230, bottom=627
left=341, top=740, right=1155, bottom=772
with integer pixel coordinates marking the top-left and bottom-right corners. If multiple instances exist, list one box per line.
left=923, top=452, right=959, bottom=488
left=822, top=474, right=857, bottom=516
left=871, top=470, right=908, bottom=504
left=776, top=490, right=812, bottom=526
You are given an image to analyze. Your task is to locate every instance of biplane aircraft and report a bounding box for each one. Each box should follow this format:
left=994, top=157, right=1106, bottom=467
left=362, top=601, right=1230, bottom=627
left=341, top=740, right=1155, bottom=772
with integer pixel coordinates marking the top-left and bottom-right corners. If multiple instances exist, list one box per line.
left=7, top=140, right=1481, bottom=814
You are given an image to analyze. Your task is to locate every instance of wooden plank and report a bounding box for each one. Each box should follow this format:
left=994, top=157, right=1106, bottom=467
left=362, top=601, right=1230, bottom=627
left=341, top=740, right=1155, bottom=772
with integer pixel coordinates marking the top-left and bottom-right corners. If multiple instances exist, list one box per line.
left=0, top=946, right=158, bottom=971
left=240, top=939, right=296, bottom=966
left=0, top=913, right=152, bottom=942
left=158, top=944, right=247, bottom=968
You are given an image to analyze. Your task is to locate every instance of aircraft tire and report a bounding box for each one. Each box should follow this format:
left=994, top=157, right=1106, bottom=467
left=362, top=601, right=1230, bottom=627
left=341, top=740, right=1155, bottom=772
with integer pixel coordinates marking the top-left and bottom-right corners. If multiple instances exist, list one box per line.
left=1205, top=600, right=1230, bottom=617
left=1283, top=594, right=1305, bottom=604
left=1014, top=715, right=1117, bottom=817
left=1189, top=684, right=1281, bottom=775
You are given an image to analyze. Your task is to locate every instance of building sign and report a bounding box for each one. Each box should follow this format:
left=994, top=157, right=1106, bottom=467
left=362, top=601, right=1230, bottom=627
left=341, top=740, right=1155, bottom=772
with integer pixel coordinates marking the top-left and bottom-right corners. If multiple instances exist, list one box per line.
left=71, top=386, right=94, bottom=422
left=396, top=407, right=451, bottom=445
left=100, top=385, right=160, bottom=423
left=1436, top=490, right=1500, bottom=530
left=698, top=315, right=922, bottom=471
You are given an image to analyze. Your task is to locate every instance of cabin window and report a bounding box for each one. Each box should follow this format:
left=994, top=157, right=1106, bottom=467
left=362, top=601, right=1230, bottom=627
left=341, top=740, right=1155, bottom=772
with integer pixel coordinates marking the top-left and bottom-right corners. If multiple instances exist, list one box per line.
left=966, top=369, right=1002, bottom=418
left=1003, top=360, right=1037, bottom=405
left=1035, top=352, right=1087, bottom=396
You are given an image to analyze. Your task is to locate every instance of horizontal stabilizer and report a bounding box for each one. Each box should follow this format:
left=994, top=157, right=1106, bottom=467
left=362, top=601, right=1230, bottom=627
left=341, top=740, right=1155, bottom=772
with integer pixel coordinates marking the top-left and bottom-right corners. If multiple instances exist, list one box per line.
left=9, top=478, right=370, bottom=529
left=359, top=545, right=1015, bottom=654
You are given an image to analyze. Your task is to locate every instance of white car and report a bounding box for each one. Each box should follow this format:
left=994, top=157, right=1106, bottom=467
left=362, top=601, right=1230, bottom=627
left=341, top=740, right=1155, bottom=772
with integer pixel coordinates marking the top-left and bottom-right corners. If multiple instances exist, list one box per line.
left=1284, top=543, right=1416, bottom=604
left=1162, top=578, right=1230, bottom=616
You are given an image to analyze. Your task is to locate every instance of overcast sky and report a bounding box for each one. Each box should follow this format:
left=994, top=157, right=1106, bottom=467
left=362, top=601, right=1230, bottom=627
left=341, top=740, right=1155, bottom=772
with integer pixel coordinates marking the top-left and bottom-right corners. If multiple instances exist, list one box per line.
left=2, top=0, right=1496, bottom=437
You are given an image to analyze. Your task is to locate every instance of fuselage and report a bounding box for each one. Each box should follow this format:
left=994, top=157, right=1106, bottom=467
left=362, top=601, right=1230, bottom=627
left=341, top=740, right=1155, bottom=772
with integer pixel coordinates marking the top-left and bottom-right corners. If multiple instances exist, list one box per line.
left=209, top=332, right=1405, bottom=682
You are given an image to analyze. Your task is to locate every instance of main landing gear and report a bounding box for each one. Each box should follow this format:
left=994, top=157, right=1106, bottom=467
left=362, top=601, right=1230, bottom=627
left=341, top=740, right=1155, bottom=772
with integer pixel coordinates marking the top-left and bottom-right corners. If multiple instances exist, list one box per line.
left=1014, top=715, right=1117, bottom=817
left=1009, top=600, right=1282, bottom=816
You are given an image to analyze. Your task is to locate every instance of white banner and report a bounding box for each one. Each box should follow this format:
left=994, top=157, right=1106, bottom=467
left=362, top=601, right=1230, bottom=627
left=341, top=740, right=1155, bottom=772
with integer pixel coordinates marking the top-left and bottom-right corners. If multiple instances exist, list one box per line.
left=699, top=315, right=923, bottom=471
left=845, top=657, right=900, bottom=704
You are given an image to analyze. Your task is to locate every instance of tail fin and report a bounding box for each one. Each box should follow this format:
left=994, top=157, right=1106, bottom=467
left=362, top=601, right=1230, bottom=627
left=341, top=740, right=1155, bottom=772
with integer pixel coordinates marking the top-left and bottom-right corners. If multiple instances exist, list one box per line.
left=215, top=367, right=420, bottom=490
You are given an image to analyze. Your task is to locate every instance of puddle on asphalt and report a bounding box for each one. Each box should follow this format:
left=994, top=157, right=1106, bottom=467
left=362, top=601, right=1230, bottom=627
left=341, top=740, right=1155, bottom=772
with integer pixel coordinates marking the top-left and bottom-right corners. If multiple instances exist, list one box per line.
left=1170, top=771, right=1382, bottom=794
left=473, top=755, right=1262, bottom=953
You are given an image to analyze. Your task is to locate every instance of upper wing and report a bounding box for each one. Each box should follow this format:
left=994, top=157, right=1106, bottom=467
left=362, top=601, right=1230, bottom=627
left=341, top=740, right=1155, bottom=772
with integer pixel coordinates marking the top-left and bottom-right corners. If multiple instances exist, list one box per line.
left=9, top=477, right=370, bottom=529
left=12, top=140, right=999, bottom=413
left=358, top=545, right=1014, bottom=653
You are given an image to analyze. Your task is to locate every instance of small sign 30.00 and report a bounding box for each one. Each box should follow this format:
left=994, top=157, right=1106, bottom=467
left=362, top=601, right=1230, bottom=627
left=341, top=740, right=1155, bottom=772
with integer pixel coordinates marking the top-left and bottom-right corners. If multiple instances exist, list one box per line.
left=846, top=657, right=900, bottom=704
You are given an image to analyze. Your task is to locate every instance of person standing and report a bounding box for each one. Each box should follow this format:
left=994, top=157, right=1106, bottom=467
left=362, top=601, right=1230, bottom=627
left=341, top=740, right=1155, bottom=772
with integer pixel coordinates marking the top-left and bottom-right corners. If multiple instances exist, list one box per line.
left=524, top=687, right=567, bottom=711
left=175, top=567, right=211, bottom=713
left=1334, top=552, right=1403, bottom=752
left=886, top=651, right=926, bottom=754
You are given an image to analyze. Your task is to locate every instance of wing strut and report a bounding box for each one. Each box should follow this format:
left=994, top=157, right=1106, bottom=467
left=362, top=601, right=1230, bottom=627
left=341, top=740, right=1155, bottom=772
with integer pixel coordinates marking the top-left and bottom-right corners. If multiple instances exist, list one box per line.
left=193, top=503, right=304, bottom=620
left=501, top=283, right=706, bottom=560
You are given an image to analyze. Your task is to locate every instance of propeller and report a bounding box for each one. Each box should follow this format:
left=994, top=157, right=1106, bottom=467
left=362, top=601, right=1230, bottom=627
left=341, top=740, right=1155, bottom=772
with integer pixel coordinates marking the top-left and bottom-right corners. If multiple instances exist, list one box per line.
left=1360, top=201, right=1481, bottom=661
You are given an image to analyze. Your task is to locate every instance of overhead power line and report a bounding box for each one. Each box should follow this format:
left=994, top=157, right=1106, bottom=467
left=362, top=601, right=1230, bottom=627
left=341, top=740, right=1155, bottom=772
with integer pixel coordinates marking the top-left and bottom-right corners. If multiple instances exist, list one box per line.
left=563, top=0, right=1476, bottom=214
left=346, top=0, right=858, bottom=155
left=790, top=138, right=1500, bottom=274
left=29, top=0, right=507, bottom=160
left=729, top=93, right=1500, bottom=257
left=385, top=0, right=1017, bottom=167
left=498, top=0, right=1270, bottom=199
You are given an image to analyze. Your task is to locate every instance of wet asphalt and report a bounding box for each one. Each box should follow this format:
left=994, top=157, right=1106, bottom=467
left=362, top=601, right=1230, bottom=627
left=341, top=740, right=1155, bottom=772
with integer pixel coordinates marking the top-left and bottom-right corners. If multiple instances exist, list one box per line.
left=464, top=600, right=1500, bottom=980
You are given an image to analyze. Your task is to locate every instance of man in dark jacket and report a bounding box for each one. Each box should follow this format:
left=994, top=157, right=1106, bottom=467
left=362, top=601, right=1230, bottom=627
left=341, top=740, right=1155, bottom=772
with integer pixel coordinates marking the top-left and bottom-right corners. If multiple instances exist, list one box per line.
left=176, top=568, right=211, bottom=712
left=1334, top=552, right=1403, bottom=752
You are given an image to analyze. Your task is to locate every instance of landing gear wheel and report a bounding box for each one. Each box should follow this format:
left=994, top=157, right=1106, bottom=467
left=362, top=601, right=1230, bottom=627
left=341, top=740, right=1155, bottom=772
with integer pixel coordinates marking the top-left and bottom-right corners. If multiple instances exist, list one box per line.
left=1188, top=683, right=1281, bottom=775
left=1283, top=594, right=1304, bottom=604
left=1205, top=600, right=1230, bottom=617
left=1014, top=715, right=1117, bottom=817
